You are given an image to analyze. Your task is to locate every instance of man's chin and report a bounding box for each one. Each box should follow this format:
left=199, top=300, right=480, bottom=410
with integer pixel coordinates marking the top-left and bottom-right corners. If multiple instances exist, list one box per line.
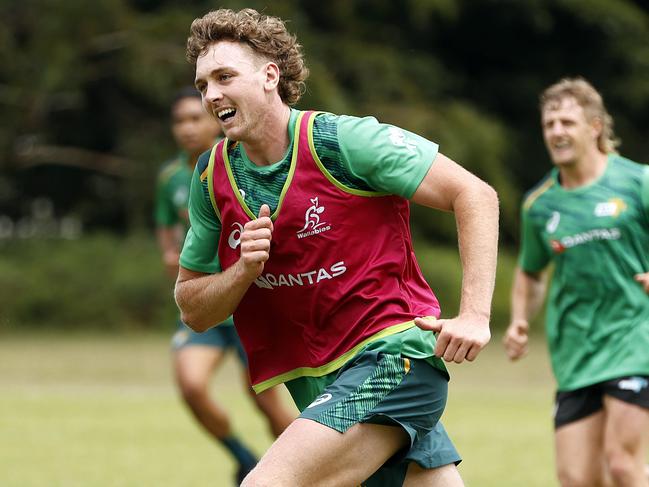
left=222, top=127, right=243, bottom=142
left=549, top=151, right=576, bottom=166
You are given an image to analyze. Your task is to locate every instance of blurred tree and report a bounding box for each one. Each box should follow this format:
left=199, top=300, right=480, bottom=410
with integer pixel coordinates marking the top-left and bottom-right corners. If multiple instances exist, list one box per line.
left=0, top=0, right=646, bottom=242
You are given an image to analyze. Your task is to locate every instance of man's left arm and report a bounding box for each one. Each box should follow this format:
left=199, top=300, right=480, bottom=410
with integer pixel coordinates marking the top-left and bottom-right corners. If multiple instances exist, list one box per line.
left=411, top=153, right=499, bottom=364
left=156, top=225, right=184, bottom=279
left=634, top=165, right=649, bottom=293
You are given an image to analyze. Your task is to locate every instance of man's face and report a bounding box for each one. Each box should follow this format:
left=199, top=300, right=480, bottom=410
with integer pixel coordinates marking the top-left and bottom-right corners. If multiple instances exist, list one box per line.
left=194, top=41, right=270, bottom=141
left=171, top=97, right=221, bottom=154
left=541, top=97, right=600, bottom=167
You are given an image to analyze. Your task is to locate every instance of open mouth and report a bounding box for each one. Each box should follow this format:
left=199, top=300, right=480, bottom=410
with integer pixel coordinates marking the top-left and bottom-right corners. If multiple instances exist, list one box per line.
left=217, top=108, right=236, bottom=122
left=552, top=140, right=571, bottom=150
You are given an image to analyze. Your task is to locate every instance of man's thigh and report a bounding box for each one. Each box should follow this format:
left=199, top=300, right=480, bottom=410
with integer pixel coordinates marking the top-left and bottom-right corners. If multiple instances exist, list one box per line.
left=171, top=320, right=235, bottom=351
left=173, top=346, right=225, bottom=387
left=555, top=410, right=606, bottom=481
left=242, top=417, right=408, bottom=486
left=245, top=351, right=460, bottom=486
left=172, top=322, right=231, bottom=385
left=603, top=395, right=649, bottom=457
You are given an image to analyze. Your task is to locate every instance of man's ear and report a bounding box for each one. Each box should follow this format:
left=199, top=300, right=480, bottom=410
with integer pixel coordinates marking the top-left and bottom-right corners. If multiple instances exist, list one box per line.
left=264, top=62, right=281, bottom=92
left=590, top=116, right=603, bottom=140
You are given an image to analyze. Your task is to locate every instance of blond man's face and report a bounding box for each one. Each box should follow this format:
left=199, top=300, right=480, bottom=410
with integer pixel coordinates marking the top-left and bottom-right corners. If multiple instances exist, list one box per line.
left=541, top=97, right=601, bottom=167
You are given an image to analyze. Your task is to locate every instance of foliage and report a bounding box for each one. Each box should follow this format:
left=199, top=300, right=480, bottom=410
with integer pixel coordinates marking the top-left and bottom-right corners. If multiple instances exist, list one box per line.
left=0, top=234, right=521, bottom=331
left=0, top=234, right=177, bottom=330
left=413, top=239, right=520, bottom=329
left=1, top=0, right=647, bottom=241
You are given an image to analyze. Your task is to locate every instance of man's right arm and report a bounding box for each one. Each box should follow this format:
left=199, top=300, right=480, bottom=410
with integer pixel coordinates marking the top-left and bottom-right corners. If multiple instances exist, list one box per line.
left=154, top=172, right=182, bottom=279
left=175, top=204, right=274, bottom=332
left=503, top=266, right=548, bottom=360
left=156, top=226, right=183, bottom=279
left=503, top=202, right=550, bottom=360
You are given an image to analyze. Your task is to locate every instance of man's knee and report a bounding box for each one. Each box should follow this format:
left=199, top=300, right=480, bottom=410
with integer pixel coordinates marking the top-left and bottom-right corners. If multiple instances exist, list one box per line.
left=605, top=446, right=637, bottom=485
left=557, top=465, right=605, bottom=487
left=177, top=375, right=210, bottom=408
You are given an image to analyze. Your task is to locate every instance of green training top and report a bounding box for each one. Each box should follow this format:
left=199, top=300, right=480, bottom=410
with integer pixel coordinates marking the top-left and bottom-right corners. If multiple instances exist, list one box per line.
left=155, top=150, right=234, bottom=328
left=180, top=109, right=438, bottom=273
left=154, top=152, right=192, bottom=232
left=520, top=153, right=649, bottom=391
left=180, top=109, right=449, bottom=400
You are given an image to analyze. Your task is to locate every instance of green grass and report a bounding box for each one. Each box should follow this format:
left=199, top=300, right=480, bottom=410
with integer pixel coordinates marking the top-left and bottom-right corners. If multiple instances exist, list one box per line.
left=0, top=332, right=558, bottom=486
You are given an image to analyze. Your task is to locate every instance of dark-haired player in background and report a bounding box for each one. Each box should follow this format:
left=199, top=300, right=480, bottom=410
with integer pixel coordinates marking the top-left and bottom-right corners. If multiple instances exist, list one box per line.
left=155, top=87, right=293, bottom=485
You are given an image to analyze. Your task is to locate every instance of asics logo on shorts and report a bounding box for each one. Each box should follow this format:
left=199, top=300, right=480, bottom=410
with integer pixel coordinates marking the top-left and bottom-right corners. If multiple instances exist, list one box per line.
left=307, top=393, right=333, bottom=408
left=618, top=377, right=648, bottom=393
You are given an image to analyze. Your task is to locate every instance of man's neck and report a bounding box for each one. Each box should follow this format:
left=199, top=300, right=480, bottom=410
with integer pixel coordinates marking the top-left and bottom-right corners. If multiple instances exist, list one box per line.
left=186, top=149, right=210, bottom=170
left=559, top=149, right=609, bottom=189
left=243, top=103, right=292, bottom=166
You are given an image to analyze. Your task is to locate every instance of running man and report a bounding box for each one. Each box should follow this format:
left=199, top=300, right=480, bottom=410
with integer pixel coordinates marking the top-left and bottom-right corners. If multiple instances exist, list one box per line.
left=504, top=77, right=649, bottom=487
left=175, top=8, right=499, bottom=486
left=155, top=86, right=294, bottom=485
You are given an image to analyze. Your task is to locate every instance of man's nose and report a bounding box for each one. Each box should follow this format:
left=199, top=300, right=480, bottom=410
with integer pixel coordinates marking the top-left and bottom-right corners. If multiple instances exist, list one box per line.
left=204, top=84, right=223, bottom=103
left=548, top=121, right=564, bottom=136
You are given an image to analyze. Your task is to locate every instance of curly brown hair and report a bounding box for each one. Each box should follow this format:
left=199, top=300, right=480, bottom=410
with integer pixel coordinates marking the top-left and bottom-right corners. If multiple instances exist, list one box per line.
left=540, top=77, right=620, bottom=154
left=186, top=8, right=309, bottom=106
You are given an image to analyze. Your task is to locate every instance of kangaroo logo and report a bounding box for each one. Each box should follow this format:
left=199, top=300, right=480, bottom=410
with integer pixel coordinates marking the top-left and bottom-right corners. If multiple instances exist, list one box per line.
left=298, top=197, right=326, bottom=233
left=296, top=197, right=332, bottom=239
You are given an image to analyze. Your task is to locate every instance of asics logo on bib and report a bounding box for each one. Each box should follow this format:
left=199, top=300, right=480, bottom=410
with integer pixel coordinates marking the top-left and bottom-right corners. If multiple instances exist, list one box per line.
left=307, top=393, right=333, bottom=408
left=228, top=222, right=244, bottom=250
left=297, top=197, right=331, bottom=239
left=254, top=261, right=347, bottom=289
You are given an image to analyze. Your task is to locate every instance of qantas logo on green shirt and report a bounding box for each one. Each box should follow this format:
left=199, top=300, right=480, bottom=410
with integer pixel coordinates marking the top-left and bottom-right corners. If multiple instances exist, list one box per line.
left=550, top=228, right=621, bottom=254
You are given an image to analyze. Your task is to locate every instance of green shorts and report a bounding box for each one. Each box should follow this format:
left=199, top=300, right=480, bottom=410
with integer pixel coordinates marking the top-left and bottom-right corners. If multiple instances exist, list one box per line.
left=171, top=319, right=248, bottom=365
left=298, top=349, right=460, bottom=485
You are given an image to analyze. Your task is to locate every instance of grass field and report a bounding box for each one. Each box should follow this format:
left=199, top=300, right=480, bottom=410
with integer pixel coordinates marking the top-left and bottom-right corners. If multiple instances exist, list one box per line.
left=0, top=332, right=559, bottom=487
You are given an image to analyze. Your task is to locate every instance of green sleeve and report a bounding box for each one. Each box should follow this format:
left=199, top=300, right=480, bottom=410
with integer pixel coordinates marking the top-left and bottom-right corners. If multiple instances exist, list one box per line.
left=518, top=204, right=551, bottom=273
left=179, top=153, right=223, bottom=274
left=154, top=173, right=177, bottom=227
left=336, top=115, right=438, bottom=198
left=641, top=165, right=649, bottom=218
